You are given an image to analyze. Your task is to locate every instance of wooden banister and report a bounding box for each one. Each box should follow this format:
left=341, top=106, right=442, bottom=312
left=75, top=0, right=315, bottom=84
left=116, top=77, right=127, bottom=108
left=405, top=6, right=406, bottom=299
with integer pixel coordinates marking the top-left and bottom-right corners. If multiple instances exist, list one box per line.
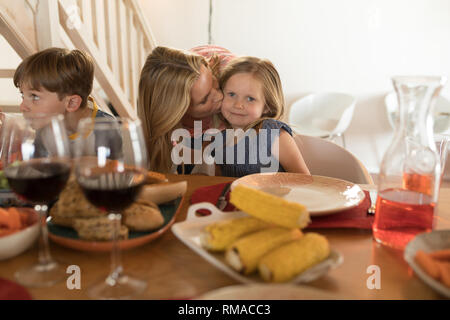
left=58, top=1, right=136, bottom=118
left=35, top=0, right=62, bottom=49
left=1, top=0, right=156, bottom=119
left=0, top=2, right=36, bottom=58
left=129, top=0, right=156, bottom=50
left=0, top=69, right=15, bottom=78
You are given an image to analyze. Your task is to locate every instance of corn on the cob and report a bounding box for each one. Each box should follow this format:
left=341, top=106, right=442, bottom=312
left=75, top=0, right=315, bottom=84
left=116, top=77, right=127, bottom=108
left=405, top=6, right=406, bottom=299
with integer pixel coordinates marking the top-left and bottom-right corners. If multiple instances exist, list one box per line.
left=225, top=227, right=302, bottom=275
left=200, top=217, right=271, bottom=251
left=230, top=185, right=311, bottom=229
left=258, top=233, right=330, bottom=283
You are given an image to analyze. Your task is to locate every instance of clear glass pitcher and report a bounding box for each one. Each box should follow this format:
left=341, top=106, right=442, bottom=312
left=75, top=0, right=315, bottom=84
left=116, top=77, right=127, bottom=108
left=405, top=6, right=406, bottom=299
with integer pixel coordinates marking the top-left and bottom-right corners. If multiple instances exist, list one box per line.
left=373, top=76, right=447, bottom=250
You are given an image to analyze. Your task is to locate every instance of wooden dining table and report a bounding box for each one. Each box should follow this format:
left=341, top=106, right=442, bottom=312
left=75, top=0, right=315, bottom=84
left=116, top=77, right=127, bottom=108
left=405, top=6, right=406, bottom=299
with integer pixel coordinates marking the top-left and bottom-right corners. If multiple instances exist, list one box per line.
left=0, top=174, right=449, bottom=300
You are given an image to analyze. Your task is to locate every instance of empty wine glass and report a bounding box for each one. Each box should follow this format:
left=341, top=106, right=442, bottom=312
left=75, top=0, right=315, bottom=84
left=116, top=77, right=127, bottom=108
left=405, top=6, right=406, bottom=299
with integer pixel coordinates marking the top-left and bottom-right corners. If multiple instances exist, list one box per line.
left=74, top=117, right=148, bottom=299
left=1, top=113, right=71, bottom=287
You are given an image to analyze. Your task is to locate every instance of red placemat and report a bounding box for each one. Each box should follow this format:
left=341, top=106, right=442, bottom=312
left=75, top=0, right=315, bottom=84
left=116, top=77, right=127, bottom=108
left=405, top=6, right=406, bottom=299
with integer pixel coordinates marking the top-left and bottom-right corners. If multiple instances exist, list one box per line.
left=0, top=278, right=33, bottom=300
left=306, top=190, right=373, bottom=229
left=190, top=183, right=374, bottom=229
left=190, top=182, right=236, bottom=213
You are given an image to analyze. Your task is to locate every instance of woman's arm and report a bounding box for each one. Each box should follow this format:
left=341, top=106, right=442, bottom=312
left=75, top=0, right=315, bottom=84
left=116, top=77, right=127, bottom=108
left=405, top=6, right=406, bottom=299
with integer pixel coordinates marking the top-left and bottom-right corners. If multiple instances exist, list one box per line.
left=272, top=130, right=310, bottom=175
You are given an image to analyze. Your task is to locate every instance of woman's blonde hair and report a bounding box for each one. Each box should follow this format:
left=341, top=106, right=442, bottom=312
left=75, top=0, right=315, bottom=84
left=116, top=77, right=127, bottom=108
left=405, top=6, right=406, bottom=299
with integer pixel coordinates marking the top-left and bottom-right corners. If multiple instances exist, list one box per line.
left=219, top=56, right=285, bottom=130
left=138, top=46, right=208, bottom=173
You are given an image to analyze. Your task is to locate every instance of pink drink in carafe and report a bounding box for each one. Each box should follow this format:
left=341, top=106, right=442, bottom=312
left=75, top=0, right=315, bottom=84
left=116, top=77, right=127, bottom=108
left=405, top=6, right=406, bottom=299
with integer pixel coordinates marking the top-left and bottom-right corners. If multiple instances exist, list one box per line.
left=373, top=188, right=434, bottom=250
left=373, top=76, right=446, bottom=250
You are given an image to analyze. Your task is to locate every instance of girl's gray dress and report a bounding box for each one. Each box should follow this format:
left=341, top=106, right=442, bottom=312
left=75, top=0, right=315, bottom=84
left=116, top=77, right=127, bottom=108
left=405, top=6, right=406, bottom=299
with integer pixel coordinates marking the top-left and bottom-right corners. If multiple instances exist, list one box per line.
left=216, top=119, right=293, bottom=177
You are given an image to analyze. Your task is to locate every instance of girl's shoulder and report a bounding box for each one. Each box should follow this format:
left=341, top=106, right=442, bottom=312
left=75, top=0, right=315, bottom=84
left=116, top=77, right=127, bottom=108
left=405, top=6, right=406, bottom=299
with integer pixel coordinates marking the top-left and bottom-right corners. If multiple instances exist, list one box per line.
left=260, top=119, right=293, bottom=136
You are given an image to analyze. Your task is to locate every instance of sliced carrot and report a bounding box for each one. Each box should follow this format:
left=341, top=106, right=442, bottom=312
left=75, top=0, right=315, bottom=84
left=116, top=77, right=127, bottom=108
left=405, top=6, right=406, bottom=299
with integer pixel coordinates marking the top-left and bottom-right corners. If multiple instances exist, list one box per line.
left=428, top=249, right=450, bottom=262
left=436, top=262, right=450, bottom=288
left=0, top=207, right=22, bottom=237
left=0, top=208, right=13, bottom=229
left=17, top=209, right=30, bottom=227
left=7, top=207, right=22, bottom=230
left=415, top=250, right=441, bottom=280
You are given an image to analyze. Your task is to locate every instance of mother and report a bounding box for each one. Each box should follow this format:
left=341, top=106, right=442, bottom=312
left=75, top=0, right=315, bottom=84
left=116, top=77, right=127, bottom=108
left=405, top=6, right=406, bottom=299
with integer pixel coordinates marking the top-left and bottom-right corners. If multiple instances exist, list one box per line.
left=138, top=45, right=235, bottom=173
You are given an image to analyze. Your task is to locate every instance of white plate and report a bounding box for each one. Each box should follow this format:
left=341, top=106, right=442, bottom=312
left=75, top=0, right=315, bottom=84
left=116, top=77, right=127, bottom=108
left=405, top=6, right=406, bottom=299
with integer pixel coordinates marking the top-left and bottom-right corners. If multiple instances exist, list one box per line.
left=172, top=202, right=343, bottom=285
left=197, top=284, right=342, bottom=300
left=404, top=230, right=450, bottom=298
left=230, top=172, right=365, bottom=216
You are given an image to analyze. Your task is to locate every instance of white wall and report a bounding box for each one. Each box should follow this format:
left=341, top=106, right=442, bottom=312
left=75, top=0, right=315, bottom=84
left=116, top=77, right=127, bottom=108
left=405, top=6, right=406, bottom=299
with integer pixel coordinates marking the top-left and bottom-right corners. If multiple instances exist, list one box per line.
left=140, top=0, right=450, bottom=173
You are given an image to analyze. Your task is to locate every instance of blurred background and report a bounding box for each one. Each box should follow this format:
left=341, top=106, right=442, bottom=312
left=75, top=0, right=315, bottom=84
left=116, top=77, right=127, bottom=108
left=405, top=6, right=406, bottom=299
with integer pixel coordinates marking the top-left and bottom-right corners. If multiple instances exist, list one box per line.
left=1, top=0, right=450, bottom=174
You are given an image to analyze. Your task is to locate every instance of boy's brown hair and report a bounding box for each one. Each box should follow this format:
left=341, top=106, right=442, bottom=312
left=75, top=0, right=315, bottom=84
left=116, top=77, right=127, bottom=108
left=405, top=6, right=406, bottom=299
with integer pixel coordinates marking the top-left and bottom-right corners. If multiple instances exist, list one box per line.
left=13, top=47, right=94, bottom=108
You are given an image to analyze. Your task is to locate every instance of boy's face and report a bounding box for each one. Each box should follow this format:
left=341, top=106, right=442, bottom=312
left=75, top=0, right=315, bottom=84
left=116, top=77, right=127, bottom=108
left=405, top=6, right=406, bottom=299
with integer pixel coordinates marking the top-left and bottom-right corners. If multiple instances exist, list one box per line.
left=19, top=84, right=66, bottom=129
left=221, top=73, right=265, bottom=129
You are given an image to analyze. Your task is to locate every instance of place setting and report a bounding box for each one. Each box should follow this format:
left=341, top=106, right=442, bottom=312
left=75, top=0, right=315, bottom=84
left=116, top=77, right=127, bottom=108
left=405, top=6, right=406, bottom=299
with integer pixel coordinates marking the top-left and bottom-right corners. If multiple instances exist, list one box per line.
left=189, top=172, right=375, bottom=229
left=172, top=172, right=368, bottom=292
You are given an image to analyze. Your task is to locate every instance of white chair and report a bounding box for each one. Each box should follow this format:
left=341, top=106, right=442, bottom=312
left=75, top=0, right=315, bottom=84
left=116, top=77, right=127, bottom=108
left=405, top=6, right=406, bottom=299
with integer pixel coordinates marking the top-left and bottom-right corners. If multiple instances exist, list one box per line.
left=385, top=92, right=450, bottom=133
left=294, top=134, right=373, bottom=185
left=288, top=92, right=356, bottom=148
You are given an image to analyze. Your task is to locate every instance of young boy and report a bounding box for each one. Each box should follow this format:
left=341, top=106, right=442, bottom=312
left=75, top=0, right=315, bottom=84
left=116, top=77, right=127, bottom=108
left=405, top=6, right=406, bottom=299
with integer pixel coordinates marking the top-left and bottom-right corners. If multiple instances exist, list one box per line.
left=12, top=47, right=113, bottom=154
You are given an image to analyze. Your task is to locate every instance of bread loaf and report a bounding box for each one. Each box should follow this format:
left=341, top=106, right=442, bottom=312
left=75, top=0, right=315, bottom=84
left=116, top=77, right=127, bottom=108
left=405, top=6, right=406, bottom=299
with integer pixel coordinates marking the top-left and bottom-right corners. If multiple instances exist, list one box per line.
left=50, top=177, right=166, bottom=235
left=123, top=200, right=164, bottom=231
left=145, top=171, right=168, bottom=184
left=52, top=178, right=105, bottom=220
left=138, top=181, right=187, bottom=204
left=73, top=217, right=129, bottom=241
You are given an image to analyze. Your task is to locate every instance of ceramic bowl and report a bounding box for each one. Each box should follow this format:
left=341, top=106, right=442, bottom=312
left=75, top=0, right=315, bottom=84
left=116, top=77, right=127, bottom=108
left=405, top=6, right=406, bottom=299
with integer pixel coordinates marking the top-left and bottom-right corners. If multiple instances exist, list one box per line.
left=0, top=209, right=39, bottom=260
left=404, top=230, right=450, bottom=298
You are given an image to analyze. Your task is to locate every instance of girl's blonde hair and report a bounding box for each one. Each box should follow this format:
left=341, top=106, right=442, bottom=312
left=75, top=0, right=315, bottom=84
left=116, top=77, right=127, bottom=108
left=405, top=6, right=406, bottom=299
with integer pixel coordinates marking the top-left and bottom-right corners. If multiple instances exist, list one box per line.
left=138, top=46, right=208, bottom=173
left=219, top=56, right=285, bottom=130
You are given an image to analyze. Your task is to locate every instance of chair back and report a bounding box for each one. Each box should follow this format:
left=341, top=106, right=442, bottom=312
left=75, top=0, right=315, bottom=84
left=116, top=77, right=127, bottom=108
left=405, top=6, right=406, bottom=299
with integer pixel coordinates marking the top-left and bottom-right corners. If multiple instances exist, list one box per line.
left=289, top=92, right=356, bottom=137
left=294, top=134, right=373, bottom=184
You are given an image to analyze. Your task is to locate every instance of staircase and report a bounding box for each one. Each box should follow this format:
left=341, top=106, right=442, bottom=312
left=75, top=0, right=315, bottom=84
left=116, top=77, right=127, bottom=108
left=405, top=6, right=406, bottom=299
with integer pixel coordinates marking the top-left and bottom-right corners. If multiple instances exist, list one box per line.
left=0, top=0, right=156, bottom=118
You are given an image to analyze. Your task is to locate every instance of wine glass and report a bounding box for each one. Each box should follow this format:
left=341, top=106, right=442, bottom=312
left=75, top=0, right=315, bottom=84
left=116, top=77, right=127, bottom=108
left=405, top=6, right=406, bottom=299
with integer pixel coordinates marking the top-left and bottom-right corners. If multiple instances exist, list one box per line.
left=1, top=113, right=71, bottom=287
left=74, top=117, right=148, bottom=299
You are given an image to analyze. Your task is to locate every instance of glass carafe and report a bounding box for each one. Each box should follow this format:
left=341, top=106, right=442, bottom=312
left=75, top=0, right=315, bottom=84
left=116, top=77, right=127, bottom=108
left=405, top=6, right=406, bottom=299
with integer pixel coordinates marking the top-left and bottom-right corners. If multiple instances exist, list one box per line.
left=373, top=76, right=447, bottom=250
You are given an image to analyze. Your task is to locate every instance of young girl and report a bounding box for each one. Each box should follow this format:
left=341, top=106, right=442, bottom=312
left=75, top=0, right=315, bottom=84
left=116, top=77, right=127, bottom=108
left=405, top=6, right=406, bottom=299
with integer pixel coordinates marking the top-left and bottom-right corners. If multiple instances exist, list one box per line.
left=214, top=56, right=310, bottom=177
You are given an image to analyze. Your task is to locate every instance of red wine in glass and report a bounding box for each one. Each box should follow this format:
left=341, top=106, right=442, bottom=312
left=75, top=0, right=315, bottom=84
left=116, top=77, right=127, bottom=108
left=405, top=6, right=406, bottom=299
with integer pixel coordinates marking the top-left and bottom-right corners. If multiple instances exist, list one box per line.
left=1, top=113, right=71, bottom=288
left=78, top=168, right=146, bottom=212
left=75, top=117, right=149, bottom=299
left=5, top=161, right=71, bottom=204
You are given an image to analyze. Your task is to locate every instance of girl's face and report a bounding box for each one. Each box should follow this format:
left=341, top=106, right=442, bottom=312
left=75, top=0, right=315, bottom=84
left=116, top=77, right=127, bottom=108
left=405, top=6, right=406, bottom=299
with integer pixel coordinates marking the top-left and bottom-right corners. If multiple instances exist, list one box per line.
left=221, top=73, right=265, bottom=129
